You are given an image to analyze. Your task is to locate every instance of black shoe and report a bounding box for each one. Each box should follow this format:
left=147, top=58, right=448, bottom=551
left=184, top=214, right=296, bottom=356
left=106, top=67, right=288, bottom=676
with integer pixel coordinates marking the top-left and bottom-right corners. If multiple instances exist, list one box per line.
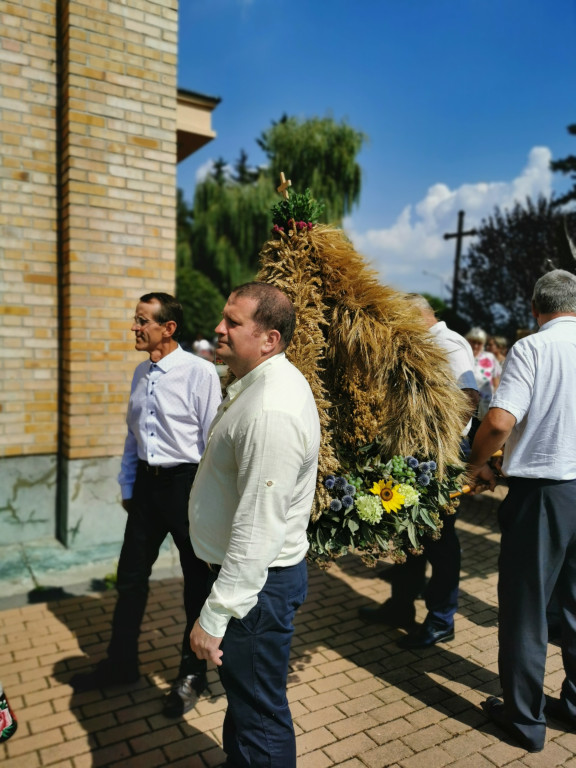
left=481, top=696, right=544, bottom=753
left=69, top=659, right=140, bottom=693
left=162, top=672, right=209, bottom=718
left=396, top=621, right=454, bottom=649
left=358, top=599, right=416, bottom=629
left=544, top=695, right=576, bottom=730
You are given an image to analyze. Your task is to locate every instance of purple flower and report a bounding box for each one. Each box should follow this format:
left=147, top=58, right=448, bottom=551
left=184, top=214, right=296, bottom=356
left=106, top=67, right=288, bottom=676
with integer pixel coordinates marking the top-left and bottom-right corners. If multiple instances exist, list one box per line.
left=330, top=499, right=343, bottom=512
left=428, top=461, right=437, bottom=471
left=417, top=473, right=431, bottom=486
left=342, top=495, right=354, bottom=509
left=406, top=456, right=419, bottom=469
left=324, top=477, right=335, bottom=490
left=419, top=462, right=430, bottom=472
left=344, top=484, right=356, bottom=496
left=334, top=476, right=347, bottom=490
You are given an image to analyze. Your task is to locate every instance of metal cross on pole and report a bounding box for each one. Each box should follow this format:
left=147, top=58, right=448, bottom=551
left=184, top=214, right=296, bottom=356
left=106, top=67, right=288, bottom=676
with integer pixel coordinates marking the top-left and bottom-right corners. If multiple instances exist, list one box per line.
left=443, top=210, right=477, bottom=315
left=277, top=171, right=292, bottom=200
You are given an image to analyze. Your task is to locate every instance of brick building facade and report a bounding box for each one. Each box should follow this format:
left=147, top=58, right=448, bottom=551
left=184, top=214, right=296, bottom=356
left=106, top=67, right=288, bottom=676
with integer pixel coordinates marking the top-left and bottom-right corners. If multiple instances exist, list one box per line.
left=0, top=0, right=218, bottom=583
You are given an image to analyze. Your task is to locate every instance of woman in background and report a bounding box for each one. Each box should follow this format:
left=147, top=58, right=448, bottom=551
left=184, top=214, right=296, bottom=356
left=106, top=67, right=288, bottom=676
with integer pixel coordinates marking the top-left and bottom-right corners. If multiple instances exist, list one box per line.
left=466, top=327, right=501, bottom=420
left=486, top=335, right=508, bottom=365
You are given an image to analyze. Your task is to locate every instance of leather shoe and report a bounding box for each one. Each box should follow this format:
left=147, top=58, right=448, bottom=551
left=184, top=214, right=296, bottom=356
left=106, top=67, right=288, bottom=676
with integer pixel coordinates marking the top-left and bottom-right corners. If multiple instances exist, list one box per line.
left=544, top=695, right=576, bottom=730
left=69, top=659, right=140, bottom=693
left=358, top=599, right=415, bottom=629
left=162, top=672, right=209, bottom=718
left=396, top=621, right=454, bottom=649
left=481, top=696, right=544, bottom=752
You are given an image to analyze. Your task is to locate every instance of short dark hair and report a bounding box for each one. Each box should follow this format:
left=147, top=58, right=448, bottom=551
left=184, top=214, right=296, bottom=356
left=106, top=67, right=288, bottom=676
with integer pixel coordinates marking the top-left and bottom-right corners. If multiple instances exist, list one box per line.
left=231, top=282, right=296, bottom=348
left=139, top=292, right=183, bottom=339
left=532, top=270, right=576, bottom=314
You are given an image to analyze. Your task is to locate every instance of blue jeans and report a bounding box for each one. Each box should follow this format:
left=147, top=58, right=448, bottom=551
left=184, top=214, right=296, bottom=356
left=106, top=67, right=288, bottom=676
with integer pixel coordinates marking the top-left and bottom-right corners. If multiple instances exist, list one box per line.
left=210, top=560, right=307, bottom=768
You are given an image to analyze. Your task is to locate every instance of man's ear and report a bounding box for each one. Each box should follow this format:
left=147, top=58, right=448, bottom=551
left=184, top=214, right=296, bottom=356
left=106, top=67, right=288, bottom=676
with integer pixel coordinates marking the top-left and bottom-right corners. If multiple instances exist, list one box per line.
left=163, top=320, right=177, bottom=339
left=262, top=328, right=281, bottom=353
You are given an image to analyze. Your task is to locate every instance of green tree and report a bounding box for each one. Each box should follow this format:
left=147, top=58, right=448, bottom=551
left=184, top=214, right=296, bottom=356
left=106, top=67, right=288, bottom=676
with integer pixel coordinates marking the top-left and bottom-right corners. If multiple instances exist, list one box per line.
left=458, top=196, right=575, bottom=339
left=257, top=115, right=366, bottom=225
left=551, top=123, right=576, bottom=208
left=190, top=173, right=273, bottom=295
left=185, top=114, right=366, bottom=297
left=176, top=189, right=225, bottom=342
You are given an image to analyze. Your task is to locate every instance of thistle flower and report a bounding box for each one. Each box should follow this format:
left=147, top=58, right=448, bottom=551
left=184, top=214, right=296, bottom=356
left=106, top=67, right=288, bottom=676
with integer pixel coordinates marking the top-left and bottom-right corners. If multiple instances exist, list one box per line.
left=406, top=456, right=419, bottom=469
left=324, top=477, right=335, bottom=490
left=342, top=495, right=354, bottom=509
left=417, top=473, right=431, bottom=487
left=329, top=499, right=342, bottom=512
left=334, top=476, right=348, bottom=490
left=344, top=484, right=356, bottom=496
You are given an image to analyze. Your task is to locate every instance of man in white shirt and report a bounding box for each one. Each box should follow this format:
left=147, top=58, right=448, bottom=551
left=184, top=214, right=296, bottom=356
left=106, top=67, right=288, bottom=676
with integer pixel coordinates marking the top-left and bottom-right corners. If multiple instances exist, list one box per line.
left=468, top=270, right=576, bottom=753
left=360, top=295, right=479, bottom=648
left=71, top=292, right=222, bottom=720
left=188, top=282, right=321, bottom=768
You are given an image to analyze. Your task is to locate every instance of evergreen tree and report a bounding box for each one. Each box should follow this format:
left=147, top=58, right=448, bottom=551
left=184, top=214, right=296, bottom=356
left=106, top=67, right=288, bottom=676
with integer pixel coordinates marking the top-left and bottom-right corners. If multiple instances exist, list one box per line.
left=458, top=196, right=575, bottom=339
left=176, top=189, right=225, bottom=342
left=232, top=149, right=259, bottom=185
left=551, top=123, right=576, bottom=208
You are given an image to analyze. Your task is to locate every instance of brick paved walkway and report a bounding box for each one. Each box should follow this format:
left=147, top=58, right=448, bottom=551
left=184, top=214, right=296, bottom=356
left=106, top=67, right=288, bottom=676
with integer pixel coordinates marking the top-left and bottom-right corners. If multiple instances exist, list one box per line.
left=2, top=490, right=574, bottom=767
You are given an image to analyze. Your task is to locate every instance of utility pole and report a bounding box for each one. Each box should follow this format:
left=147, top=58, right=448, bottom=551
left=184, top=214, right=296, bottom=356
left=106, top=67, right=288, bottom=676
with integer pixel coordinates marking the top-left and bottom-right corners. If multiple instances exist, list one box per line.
left=444, top=210, right=477, bottom=315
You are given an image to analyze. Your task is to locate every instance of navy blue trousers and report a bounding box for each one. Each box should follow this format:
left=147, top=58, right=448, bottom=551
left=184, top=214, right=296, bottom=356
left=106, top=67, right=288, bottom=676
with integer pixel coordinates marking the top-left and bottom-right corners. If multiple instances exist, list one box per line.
left=497, top=477, right=576, bottom=746
left=391, top=512, right=460, bottom=628
left=209, top=560, right=307, bottom=768
left=108, top=461, right=208, bottom=676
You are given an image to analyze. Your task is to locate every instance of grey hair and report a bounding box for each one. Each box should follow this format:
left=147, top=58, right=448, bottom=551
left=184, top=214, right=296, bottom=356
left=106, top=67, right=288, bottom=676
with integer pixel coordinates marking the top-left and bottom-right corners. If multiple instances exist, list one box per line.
left=532, top=269, right=576, bottom=314
left=465, top=327, right=487, bottom=344
left=405, top=293, right=433, bottom=313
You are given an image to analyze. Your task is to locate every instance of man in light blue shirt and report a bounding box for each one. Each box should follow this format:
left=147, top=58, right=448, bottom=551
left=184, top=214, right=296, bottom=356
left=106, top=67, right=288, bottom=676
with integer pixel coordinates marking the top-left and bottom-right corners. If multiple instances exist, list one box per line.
left=71, top=292, right=222, bottom=720
left=469, top=269, right=576, bottom=753
left=189, top=282, right=320, bottom=768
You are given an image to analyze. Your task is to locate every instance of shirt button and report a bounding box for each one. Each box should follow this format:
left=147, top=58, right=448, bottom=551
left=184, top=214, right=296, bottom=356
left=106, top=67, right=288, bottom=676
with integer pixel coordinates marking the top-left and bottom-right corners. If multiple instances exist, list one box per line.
left=266, top=481, right=273, bottom=487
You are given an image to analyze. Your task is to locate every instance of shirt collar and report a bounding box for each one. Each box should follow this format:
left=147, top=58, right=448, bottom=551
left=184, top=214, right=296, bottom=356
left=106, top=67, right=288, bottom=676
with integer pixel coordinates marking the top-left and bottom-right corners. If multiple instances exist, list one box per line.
left=226, top=352, right=285, bottom=400
left=149, top=344, right=185, bottom=372
left=538, top=316, right=576, bottom=333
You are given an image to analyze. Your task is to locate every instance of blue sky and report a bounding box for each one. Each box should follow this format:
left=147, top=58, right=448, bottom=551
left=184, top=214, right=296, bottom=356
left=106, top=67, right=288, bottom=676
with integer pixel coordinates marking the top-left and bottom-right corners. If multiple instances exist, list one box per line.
left=177, top=0, right=576, bottom=297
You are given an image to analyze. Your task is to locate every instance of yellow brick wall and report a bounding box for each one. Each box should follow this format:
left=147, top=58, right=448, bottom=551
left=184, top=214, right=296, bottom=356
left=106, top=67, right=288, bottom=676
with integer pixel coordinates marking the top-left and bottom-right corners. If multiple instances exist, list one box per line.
left=0, top=0, right=179, bottom=460
left=0, top=0, right=59, bottom=457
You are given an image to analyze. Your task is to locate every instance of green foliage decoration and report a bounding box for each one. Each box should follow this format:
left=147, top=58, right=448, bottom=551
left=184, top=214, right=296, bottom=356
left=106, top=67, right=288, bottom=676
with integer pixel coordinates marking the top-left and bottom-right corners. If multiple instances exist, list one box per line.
left=271, top=188, right=325, bottom=231
left=308, top=440, right=464, bottom=568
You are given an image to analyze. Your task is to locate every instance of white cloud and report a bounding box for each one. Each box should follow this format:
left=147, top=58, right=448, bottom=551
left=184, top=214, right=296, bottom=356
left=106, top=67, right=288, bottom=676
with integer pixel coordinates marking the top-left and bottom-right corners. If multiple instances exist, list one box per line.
left=344, top=146, right=553, bottom=297
left=194, top=159, right=234, bottom=183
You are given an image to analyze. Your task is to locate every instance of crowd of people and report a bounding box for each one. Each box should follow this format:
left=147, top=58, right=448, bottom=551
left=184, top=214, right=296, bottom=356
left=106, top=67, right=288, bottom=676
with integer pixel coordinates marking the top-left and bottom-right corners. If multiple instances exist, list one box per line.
left=60, top=269, right=576, bottom=764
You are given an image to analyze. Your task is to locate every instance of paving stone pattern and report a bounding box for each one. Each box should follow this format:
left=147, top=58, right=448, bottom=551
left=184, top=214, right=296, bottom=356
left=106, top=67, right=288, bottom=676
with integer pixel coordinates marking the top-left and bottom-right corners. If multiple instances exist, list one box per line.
left=1, top=490, right=574, bottom=767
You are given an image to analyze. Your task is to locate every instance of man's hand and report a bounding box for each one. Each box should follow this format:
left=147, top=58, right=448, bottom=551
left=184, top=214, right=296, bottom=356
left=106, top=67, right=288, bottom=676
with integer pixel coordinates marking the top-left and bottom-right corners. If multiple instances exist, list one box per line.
left=468, top=463, right=497, bottom=493
left=190, top=619, right=224, bottom=667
